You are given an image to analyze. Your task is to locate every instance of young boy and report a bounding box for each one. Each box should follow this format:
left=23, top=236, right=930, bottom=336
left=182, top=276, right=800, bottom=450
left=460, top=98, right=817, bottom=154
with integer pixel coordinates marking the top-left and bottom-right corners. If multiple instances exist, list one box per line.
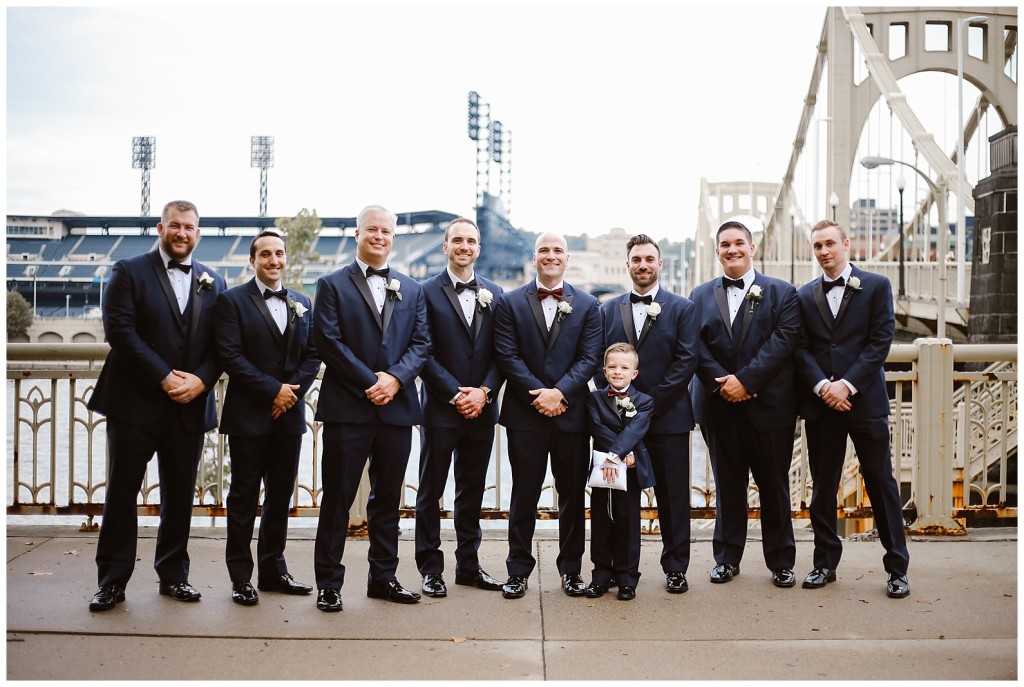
left=585, top=342, right=654, bottom=600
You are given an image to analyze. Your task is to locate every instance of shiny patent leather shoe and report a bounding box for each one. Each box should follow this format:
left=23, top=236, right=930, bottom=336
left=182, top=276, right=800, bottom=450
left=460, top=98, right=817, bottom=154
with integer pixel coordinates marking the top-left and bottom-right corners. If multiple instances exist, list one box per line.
left=421, top=573, right=447, bottom=598
left=454, top=568, right=504, bottom=591
left=159, top=581, right=202, bottom=602
left=231, top=580, right=259, bottom=606
left=709, top=563, right=739, bottom=584
left=367, top=579, right=421, bottom=604
left=617, top=585, right=637, bottom=601
left=502, top=575, right=528, bottom=599
left=316, top=588, right=343, bottom=612
left=886, top=573, right=910, bottom=599
left=666, top=572, right=689, bottom=594
left=802, top=567, right=837, bottom=589
left=585, top=581, right=609, bottom=598
left=257, top=573, right=313, bottom=595
left=561, top=573, right=586, bottom=597
left=772, top=568, right=796, bottom=588
left=89, top=584, right=125, bottom=612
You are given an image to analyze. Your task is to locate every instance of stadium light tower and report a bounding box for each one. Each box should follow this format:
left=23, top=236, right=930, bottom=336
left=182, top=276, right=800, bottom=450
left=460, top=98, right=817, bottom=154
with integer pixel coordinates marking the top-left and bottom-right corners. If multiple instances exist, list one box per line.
left=251, top=136, right=275, bottom=217
left=490, top=120, right=513, bottom=217
left=131, top=136, right=156, bottom=217
left=467, top=91, right=491, bottom=208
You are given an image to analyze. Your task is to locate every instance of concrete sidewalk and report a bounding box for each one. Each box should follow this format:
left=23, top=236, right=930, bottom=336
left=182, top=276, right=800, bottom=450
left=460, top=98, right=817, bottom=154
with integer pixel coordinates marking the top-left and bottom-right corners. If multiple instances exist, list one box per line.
left=6, top=525, right=1017, bottom=681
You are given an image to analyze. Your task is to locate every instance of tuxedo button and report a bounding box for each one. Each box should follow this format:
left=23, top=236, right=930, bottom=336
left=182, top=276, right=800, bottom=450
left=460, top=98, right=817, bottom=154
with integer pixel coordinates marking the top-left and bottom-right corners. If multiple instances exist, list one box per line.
left=467, top=352, right=473, bottom=358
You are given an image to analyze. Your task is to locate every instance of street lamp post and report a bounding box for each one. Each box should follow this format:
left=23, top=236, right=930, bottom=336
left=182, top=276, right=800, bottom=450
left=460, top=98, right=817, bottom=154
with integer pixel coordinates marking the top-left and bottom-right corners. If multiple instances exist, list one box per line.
left=957, top=15, right=987, bottom=306
left=897, top=174, right=906, bottom=299
left=790, top=212, right=796, bottom=285
left=861, top=156, right=947, bottom=338
left=829, top=191, right=839, bottom=222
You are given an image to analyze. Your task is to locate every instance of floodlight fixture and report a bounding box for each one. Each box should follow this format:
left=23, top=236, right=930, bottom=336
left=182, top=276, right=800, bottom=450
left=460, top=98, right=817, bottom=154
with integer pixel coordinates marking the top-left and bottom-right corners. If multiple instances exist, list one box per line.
left=132, top=136, right=156, bottom=217
left=251, top=136, right=275, bottom=217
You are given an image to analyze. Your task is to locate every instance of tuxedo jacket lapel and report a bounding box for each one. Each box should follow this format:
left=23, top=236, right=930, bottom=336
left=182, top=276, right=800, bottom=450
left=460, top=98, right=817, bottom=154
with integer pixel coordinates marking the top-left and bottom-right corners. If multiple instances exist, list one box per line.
left=441, top=277, right=472, bottom=334
left=547, top=293, right=572, bottom=351
left=188, top=272, right=203, bottom=342
left=248, top=286, right=286, bottom=351
left=471, top=301, right=484, bottom=340
left=812, top=280, right=834, bottom=331
left=284, top=296, right=298, bottom=354
left=835, top=279, right=855, bottom=325
left=526, top=285, right=549, bottom=343
left=618, top=300, right=637, bottom=346
left=348, top=266, right=383, bottom=331
left=713, top=284, right=732, bottom=343
left=637, top=307, right=654, bottom=346
left=736, top=278, right=758, bottom=349
left=151, top=257, right=184, bottom=331
left=381, top=292, right=395, bottom=336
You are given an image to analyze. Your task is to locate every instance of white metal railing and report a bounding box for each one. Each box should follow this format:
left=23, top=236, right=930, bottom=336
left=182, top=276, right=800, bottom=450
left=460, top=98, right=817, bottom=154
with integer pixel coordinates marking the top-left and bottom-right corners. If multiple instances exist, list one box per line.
left=7, top=340, right=1017, bottom=531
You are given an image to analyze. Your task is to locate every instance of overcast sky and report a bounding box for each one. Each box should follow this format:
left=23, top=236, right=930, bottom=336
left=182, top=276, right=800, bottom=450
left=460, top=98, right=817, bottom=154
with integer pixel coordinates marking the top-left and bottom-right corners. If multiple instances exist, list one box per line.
left=6, top=2, right=980, bottom=243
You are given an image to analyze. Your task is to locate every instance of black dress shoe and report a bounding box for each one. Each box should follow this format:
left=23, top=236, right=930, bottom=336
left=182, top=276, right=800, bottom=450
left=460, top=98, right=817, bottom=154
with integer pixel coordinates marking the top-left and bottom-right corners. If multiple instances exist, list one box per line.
left=89, top=584, right=125, bottom=612
left=666, top=572, right=689, bottom=594
left=231, top=580, right=259, bottom=606
left=316, top=588, right=343, bottom=612
left=802, top=567, right=837, bottom=589
left=585, top=581, right=609, bottom=598
left=772, top=568, right=796, bottom=588
left=886, top=573, right=910, bottom=599
left=159, top=581, right=202, bottom=602
left=617, top=585, right=637, bottom=601
left=257, top=573, right=313, bottom=595
left=367, top=579, right=421, bottom=604
left=502, top=575, right=528, bottom=599
left=454, top=568, right=504, bottom=591
left=561, top=573, right=586, bottom=597
left=709, top=563, right=739, bottom=584
left=421, top=573, right=447, bottom=598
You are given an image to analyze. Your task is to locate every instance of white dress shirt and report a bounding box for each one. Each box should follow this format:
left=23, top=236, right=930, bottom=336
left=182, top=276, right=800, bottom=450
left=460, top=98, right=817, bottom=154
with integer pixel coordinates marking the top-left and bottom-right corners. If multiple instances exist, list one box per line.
left=630, top=284, right=660, bottom=339
left=256, top=278, right=288, bottom=334
left=724, top=267, right=757, bottom=323
left=814, top=264, right=858, bottom=396
left=448, top=267, right=476, bottom=327
left=158, top=246, right=192, bottom=314
left=356, top=258, right=389, bottom=313
left=536, top=279, right=564, bottom=330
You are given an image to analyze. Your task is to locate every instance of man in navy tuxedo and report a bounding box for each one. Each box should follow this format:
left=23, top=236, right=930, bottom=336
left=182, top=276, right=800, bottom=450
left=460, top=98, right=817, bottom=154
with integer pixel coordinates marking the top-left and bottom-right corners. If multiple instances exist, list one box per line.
left=690, top=220, right=800, bottom=589
left=312, top=204, right=430, bottom=612
left=598, top=233, right=698, bottom=594
left=493, top=232, right=603, bottom=599
left=795, top=219, right=910, bottom=599
left=215, top=231, right=320, bottom=606
left=87, top=200, right=226, bottom=611
left=415, top=218, right=505, bottom=598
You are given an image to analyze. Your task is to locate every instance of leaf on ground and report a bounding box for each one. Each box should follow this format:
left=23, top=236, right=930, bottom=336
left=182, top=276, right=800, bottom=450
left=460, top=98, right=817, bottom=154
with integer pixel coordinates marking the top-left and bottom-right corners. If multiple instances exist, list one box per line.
left=28, top=571, right=52, bottom=576
left=63, top=549, right=81, bottom=556
left=453, top=637, right=467, bottom=643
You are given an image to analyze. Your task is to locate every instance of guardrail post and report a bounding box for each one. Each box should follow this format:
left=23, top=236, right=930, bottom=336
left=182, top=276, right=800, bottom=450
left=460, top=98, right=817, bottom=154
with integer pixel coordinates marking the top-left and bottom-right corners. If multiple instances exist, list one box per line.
left=909, top=337, right=966, bottom=534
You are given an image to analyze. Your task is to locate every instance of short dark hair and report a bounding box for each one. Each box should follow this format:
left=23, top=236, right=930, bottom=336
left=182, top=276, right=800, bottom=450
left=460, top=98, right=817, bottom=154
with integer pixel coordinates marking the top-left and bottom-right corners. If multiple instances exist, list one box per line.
left=716, top=220, right=752, bottom=243
left=444, top=217, right=480, bottom=243
left=811, top=219, right=848, bottom=240
left=161, top=200, right=198, bottom=224
left=249, top=230, right=285, bottom=260
left=625, top=233, right=660, bottom=257
left=604, top=341, right=639, bottom=367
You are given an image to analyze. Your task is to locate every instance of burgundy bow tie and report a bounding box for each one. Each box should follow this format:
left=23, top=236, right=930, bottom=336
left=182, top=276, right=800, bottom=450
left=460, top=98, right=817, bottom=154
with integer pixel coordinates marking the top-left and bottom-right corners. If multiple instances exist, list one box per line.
left=537, top=287, right=563, bottom=301
left=607, top=389, right=628, bottom=398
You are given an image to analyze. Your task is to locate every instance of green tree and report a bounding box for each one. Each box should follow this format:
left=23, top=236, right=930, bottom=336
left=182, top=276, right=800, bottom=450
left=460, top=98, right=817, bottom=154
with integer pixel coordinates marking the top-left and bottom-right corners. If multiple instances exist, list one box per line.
left=7, top=290, right=33, bottom=340
left=275, top=208, right=322, bottom=293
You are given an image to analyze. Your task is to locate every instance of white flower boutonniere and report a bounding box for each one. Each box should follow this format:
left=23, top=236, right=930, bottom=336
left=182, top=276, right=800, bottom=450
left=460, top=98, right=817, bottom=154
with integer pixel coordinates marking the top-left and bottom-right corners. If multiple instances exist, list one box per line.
left=556, top=299, right=573, bottom=323
left=847, top=276, right=862, bottom=291
left=645, top=301, right=662, bottom=322
left=290, top=300, right=308, bottom=318
left=385, top=278, right=403, bottom=302
left=477, top=287, right=494, bottom=311
left=196, top=272, right=214, bottom=294
left=616, top=395, right=638, bottom=418
left=745, top=284, right=763, bottom=303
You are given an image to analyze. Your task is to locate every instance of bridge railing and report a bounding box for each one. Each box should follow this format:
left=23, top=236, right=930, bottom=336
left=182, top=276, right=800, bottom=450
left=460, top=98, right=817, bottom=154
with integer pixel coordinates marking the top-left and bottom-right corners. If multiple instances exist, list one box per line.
left=7, top=340, right=1016, bottom=531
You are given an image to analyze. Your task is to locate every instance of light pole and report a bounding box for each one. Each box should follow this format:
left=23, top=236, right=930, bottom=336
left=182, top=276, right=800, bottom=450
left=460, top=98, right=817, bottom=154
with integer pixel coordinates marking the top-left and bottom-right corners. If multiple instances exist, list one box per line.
left=957, top=15, right=987, bottom=306
left=790, top=212, right=796, bottom=285
left=861, top=156, right=947, bottom=338
left=896, top=174, right=906, bottom=299
left=829, top=191, right=839, bottom=222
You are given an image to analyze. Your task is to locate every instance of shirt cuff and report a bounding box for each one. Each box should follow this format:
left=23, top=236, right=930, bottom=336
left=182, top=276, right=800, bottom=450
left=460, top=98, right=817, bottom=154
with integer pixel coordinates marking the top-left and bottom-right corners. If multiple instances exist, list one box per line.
left=840, top=379, right=858, bottom=396
left=813, top=379, right=828, bottom=395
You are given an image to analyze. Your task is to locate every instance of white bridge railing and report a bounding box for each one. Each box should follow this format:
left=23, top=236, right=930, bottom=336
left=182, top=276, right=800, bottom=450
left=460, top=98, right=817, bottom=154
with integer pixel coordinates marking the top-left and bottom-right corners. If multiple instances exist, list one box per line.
left=7, top=340, right=1016, bottom=533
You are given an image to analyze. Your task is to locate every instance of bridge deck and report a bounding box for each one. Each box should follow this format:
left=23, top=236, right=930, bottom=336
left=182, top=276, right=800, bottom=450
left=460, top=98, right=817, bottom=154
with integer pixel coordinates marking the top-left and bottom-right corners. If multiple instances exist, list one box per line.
left=6, top=524, right=1016, bottom=680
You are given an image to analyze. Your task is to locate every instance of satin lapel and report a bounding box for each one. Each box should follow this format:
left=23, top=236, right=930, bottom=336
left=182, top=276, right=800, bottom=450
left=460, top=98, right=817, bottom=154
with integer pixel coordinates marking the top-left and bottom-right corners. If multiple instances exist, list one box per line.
left=737, top=288, right=755, bottom=349
left=602, top=391, right=620, bottom=419
left=248, top=288, right=286, bottom=351
left=472, top=300, right=484, bottom=340
left=187, top=268, right=203, bottom=342
left=637, top=300, right=656, bottom=346
left=547, top=293, right=572, bottom=351
left=835, top=276, right=856, bottom=326
left=348, top=267, right=383, bottom=331
left=441, top=278, right=472, bottom=333
left=713, top=285, right=732, bottom=342
left=151, top=258, right=184, bottom=330
left=618, top=300, right=637, bottom=346
left=812, top=280, right=834, bottom=331
left=382, top=290, right=395, bottom=336
left=526, top=285, right=549, bottom=344
left=284, top=294, right=299, bottom=354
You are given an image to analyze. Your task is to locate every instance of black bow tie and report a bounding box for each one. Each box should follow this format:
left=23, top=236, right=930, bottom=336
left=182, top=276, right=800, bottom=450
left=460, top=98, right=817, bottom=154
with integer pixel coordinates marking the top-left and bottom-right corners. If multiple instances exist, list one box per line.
left=365, top=266, right=390, bottom=279
left=629, top=293, right=653, bottom=305
left=537, top=287, right=563, bottom=301
left=263, top=288, right=288, bottom=301
left=455, top=279, right=478, bottom=294
left=822, top=277, right=846, bottom=294
left=167, top=261, right=192, bottom=274
left=722, top=277, right=744, bottom=290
